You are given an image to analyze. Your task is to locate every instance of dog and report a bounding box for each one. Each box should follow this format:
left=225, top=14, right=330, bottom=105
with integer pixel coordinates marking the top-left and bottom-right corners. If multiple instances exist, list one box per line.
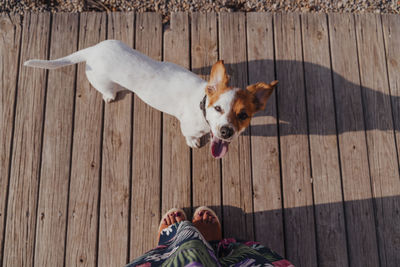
left=24, top=40, right=277, bottom=158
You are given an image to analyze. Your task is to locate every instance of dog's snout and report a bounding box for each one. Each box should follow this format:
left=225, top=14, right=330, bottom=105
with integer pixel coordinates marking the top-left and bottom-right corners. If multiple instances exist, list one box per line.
left=220, top=126, right=234, bottom=139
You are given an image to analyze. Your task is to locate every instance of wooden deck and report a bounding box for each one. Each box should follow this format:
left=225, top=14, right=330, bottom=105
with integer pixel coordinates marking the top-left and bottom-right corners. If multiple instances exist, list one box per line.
left=0, top=12, right=400, bottom=267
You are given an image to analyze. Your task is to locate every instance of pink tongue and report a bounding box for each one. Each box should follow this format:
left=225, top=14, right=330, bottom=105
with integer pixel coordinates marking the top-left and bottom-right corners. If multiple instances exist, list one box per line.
left=211, top=135, right=229, bottom=158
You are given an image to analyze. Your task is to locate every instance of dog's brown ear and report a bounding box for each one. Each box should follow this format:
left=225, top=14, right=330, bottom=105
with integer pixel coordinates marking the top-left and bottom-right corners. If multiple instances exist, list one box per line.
left=207, top=60, right=229, bottom=96
left=247, top=80, right=278, bottom=111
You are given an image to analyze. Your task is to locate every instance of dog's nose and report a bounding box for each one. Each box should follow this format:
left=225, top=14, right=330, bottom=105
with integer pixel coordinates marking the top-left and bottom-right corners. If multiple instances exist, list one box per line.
left=220, top=126, right=234, bottom=139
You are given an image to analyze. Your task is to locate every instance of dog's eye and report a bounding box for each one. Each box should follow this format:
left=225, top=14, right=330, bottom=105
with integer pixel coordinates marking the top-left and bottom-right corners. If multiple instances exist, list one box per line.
left=214, top=106, right=222, bottom=112
left=237, top=112, right=248, bottom=120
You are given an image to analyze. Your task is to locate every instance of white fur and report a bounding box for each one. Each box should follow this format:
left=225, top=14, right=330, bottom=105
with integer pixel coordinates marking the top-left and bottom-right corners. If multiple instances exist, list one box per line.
left=25, top=40, right=242, bottom=148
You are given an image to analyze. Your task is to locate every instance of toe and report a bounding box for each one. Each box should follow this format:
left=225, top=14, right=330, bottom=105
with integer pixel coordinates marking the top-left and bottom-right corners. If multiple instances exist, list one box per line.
left=169, top=214, right=176, bottom=224
left=194, top=211, right=203, bottom=221
left=202, top=212, right=208, bottom=222
left=175, top=211, right=184, bottom=222
left=208, top=215, right=213, bottom=223
left=165, top=215, right=171, bottom=225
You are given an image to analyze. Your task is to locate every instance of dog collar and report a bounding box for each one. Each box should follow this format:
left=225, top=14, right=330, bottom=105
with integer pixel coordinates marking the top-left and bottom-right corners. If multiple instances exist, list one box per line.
left=199, top=95, right=209, bottom=125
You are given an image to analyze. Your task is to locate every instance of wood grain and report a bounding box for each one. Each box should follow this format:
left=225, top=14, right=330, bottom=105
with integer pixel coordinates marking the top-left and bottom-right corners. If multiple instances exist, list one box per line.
left=246, top=12, right=284, bottom=255
left=130, top=12, right=163, bottom=259
left=301, top=13, right=348, bottom=267
left=383, top=14, right=400, bottom=169
left=219, top=12, right=254, bottom=241
left=98, top=12, right=134, bottom=267
left=190, top=13, right=222, bottom=218
left=162, top=12, right=192, bottom=216
left=381, top=14, right=400, bottom=265
left=0, top=13, right=21, bottom=266
left=274, top=13, right=317, bottom=267
left=355, top=13, right=400, bottom=266
left=65, top=12, right=106, bottom=267
left=328, top=13, right=380, bottom=267
left=2, top=12, right=50, bottom=267
left=34, top=13, right=78, bottom=267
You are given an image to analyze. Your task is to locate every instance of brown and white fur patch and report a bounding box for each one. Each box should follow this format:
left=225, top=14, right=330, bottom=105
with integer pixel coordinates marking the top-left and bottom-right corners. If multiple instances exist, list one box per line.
left=205, top=60, right=277, bottom=158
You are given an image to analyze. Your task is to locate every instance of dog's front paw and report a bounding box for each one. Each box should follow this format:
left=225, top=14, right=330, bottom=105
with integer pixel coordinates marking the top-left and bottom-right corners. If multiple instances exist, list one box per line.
left=185, top=136, right=201, bottom=148
left=102, top=93, right=116, bottom=103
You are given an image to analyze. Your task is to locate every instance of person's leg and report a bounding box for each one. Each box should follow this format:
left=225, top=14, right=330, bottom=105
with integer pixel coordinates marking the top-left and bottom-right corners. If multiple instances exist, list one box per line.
left=160, top=221, right=220, bottom=267
left=189, top=207, right=294, bottom=266
left=125, top=208, right=187, bottom=267
left=126, top=208, right=220, bottom=267
left=216, top=239, right=295, bottom=267
left=157, top=208, right=187, bottom=246
left=192, top=206, right=222, bottom=242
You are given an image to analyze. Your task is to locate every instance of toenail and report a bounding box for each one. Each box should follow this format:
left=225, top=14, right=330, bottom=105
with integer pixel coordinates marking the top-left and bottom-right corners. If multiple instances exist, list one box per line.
left=199, top=211, right=204, bottom=216
left=175, top=212, right=181, bottom=216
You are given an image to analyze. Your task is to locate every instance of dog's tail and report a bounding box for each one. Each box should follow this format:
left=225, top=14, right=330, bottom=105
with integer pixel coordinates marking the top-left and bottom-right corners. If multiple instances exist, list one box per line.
left=24, top=47, right=90, bottom=69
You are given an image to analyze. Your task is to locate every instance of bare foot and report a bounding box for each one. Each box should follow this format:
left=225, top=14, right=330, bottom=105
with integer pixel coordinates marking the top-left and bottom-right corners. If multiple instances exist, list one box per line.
left=158, top=208, right=186, bottom=242
left=192, top=206, right=222, bottom=242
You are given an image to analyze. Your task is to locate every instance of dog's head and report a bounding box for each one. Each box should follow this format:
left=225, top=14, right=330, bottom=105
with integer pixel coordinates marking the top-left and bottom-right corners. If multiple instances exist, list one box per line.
left=205, top=60, right=278, bottom=158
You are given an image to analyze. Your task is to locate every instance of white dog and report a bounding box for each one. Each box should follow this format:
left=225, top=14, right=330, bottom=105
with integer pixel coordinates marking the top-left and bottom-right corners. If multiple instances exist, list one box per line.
left=25, top=40, right=277, bottom=158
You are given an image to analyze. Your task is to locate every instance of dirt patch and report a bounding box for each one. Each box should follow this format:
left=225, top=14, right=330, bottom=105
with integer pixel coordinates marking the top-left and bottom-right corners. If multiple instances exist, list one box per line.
left=1, top=0, right=399, bottom=22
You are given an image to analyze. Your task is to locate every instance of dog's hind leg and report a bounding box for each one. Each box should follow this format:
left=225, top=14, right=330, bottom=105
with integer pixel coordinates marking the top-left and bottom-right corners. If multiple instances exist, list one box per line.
left=85, top=66, right=118, bottom=103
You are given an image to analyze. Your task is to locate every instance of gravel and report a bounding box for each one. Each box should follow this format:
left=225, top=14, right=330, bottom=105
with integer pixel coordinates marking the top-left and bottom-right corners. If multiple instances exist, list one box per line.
left=1, top=0, right=399, bottom=22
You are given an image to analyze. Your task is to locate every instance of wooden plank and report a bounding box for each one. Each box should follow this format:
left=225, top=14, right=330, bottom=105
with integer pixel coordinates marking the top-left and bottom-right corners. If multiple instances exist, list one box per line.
left=98, top=12, right=134, bottom=267
left=0, top=13, right=21, bottom=266
left=65, top=12, right=106, bottom=267
left=301, top=13, right=348, bottom=267
left=162, top=12, right=191, bottom=215
left=2, top=12, right=50, bottom=267
left=246, top=12, right=284, bottom=255
left=274, top=13, right=317, bottom=267
left=355, top=13, right=400, bottom=266
left=190, top=13, right=222, bottom=218
left=382, top=15, right=400, bottom=262
left=130, top=12, right=162, bottom=259
left=383, top=14, right=400, bottom=166
left=33, top=13, right=78, bottom=267
left=219, top=12, right=253, bottom=241
left=328, top=13, right=380, bottom=267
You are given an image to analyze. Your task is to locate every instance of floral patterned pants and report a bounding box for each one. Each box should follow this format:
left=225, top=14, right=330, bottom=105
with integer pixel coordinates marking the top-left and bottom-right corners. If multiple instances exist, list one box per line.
left=126, top=221, right=294, bottom=267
